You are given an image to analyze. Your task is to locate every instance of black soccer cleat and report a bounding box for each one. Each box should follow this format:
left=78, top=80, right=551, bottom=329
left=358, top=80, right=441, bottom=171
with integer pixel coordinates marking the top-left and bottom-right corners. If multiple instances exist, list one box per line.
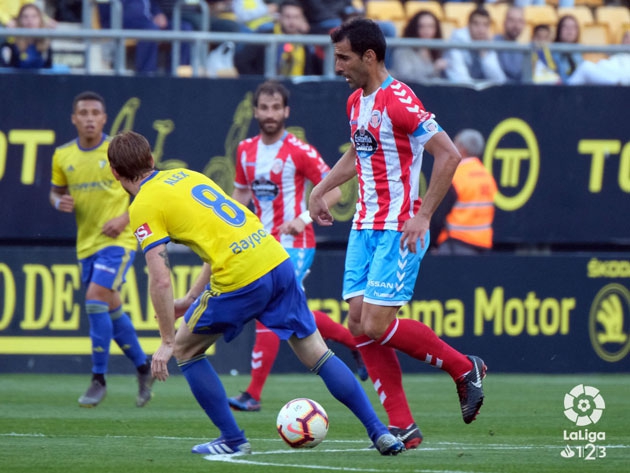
left=456, top=355, right=487, bottom=424
left=389, top=423, right=423, bottom=449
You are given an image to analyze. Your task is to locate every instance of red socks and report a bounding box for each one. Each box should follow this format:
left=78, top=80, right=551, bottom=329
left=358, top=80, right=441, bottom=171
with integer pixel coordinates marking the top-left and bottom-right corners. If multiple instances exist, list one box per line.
left=355, top=334, right=415, bottom=429
left=312, top=310, right=355, bottom=349
left=378, top=318, right=472, bottom=380
left=245, top=320, right=280, bottom=401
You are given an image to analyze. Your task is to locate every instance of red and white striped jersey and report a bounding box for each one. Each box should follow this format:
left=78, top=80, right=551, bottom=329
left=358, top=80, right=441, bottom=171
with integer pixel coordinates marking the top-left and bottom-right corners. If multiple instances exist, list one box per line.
left=347, top=76, right=442, bottom=231
left=234, top=131, right=330, bottom=248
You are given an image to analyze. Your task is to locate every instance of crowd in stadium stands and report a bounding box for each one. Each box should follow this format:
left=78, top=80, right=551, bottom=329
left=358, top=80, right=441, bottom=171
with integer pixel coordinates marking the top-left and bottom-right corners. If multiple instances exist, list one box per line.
left=0, top=0, right=628, bottom=84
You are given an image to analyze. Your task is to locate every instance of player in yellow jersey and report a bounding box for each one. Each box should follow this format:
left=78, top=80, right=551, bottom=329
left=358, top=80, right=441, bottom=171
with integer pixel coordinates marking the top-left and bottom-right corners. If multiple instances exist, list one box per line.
left=106, top=130, right=404, bottom=457
left=49, top=91, right=153, bottom=408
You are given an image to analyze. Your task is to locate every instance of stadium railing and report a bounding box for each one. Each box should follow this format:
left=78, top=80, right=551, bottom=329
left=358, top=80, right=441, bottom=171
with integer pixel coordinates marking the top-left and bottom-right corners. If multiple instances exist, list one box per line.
left=1, top=0, right=628, bottom=83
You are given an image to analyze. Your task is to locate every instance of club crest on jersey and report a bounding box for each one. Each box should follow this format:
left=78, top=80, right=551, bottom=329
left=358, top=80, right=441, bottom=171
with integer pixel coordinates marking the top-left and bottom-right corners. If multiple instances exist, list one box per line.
left=252, top=177, right=279, bottom=201
left=134, top=223, right=153, bottom=243
left=271, top=158, right=284, bottom=174
left=353, top=126, right=378, bottom=159
left=422, top=119, right=439, bottom=134
left=369, top=110, right=382, bottom=128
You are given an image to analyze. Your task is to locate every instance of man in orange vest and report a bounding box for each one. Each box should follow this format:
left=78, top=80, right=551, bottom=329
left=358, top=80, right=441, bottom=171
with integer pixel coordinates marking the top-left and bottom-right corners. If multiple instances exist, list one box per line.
left=431, top=129, right=498, bottom=255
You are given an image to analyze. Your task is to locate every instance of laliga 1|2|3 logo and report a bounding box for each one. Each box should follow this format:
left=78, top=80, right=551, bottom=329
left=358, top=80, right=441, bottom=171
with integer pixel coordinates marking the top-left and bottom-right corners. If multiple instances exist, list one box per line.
left=560, top=384, right=607, bottom=461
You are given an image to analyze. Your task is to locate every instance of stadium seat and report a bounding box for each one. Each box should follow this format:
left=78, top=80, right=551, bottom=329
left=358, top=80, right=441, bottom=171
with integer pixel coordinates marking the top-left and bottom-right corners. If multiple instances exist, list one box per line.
left=404, top=1, right=444, bottom=21
left=596, top=6, right=630, bottom=43
left=581, top=23, right=609, bottom=44
left=580, top=23, right=610, bottom=62
left=443, top=2, right=476, bottom=29
left=440, top=18, right=458, bottom=40
left=557, top=6, right=595, bottom=30
left=523, top=5, right=558, bottom=29
left=365, top=0, right=406, bottom=22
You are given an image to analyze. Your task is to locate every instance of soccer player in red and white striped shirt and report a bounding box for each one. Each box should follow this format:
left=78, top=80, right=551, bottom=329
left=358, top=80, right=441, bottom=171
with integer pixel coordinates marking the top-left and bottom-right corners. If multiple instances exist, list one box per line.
left=229, top=80, right=366, bottom=412
left=309, top=19, right=488, bottom=446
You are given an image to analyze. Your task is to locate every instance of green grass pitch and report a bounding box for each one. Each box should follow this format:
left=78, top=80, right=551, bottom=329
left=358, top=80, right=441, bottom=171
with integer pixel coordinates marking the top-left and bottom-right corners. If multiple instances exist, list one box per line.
left=1, top=372, right=628, bottom=473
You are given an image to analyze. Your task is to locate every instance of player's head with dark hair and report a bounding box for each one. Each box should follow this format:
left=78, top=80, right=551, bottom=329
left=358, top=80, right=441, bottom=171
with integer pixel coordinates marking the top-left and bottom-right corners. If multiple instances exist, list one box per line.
left=254, top=80, right=290, bottom=107
left=108, top=131, right=154, bottom=181
left=330, top=18, right=386, bottom=63
left=72, top=91, right=106, bottom=113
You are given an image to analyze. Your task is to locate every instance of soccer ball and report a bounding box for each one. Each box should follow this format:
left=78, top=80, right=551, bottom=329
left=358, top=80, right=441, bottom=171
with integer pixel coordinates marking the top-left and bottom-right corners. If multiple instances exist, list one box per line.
left=276, top=398, right=329, bottom=448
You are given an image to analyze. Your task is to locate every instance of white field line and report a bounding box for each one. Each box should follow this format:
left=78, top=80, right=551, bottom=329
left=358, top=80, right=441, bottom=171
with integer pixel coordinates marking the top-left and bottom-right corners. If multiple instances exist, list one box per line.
left=1, top=432, right=629, bottom=452
left=3, top=432, right=629, bottom=473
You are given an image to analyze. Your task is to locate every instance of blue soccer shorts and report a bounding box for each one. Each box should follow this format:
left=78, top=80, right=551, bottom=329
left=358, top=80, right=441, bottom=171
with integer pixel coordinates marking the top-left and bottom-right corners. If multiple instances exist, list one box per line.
left=184, top=258, right=317, bottom=343
left=79, top=246, right=136, bottom=291
left=342, top=229, right=430, bottom=306
left=286, top=247, right=315, bottom=288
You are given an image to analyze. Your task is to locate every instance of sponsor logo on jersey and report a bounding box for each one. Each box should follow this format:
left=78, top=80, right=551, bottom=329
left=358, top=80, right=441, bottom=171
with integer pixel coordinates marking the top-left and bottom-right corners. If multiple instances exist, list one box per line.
left=134, top=223, right=153, bottom=243
left=252, top=177, right=279, bottom=201
left=353, top=126, right=378, bottom=159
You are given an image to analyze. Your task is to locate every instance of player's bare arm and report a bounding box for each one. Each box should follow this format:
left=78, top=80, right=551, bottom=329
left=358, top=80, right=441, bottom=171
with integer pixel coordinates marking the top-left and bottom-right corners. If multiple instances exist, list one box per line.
left=280, top=186, right=342, bottom=235
left=146, top=243, right=176, bottom=381
left=401, top=132, right=461, bottom=253
left=49, top=187, right=74, bottom=213
left=231, top=187, right=253, bottom=207
left=309, top=147, right=357, bottom=226
left=101, top=212, right=130, bottom=238
left=174, top=263, right=212, bottom=319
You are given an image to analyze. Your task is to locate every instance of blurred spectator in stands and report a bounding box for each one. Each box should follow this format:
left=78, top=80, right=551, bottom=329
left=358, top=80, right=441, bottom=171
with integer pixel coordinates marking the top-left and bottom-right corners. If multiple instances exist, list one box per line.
left=494, top=5, right=526, bottom=82
left=551, top=14, right=583, bottom=83
left=206, top=0, right=248, bottom=33
left=532, top=23, right=551, bottom=44
left=390, top=10, right=447, bottom=83
left=531, top=24, right=560, bottom=83
left=152, top=1, right=196, bottom=65
left=338, top=4, right=397, bottom=67
left=445, top=6, right=506, bottom=84
left=0, top=0, right=55, bottom=27
left=98, top=0, right=201, bottom=73
left=567, top=30, right=630, bottom=85
left=430, top=129, right=497, bottom=256
left=298, top=0, right=350, bottom=34
left=52, top=0, right=82, bottom=23
left=0, top=3, right=52, bottom=68
left=98, top=1, right=163, bottom=74
left=235, top=0, right=321, bottom=76
left=234, top=0, right=277, bottom=31
left=152, top=1, right=242, bottom=33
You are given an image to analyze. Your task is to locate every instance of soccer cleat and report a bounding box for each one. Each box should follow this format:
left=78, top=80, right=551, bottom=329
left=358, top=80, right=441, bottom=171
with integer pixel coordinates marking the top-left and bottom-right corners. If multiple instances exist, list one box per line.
left=228, top=391, right=261, bottom=412
left=136, top=369, right=155, bottom=407
left=191, top=437, right=252, bottom=455
left=352, top=350, right=369, bottom=382
left=375, top=433, right=405, bottom=456
left=456, top=355, right=487, bottom=424
left=78, top=379, right=106, bottom=407
left=389, top=423, right=423, bottom=449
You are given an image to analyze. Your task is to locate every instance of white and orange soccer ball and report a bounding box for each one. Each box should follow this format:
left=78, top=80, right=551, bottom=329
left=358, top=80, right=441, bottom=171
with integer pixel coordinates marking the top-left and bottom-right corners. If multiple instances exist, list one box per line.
left=276, top=398, right=329, bottom=448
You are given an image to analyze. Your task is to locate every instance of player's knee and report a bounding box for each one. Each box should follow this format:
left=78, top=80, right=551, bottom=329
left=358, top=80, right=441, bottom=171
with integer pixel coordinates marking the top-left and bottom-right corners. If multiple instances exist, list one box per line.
left=363, top=322, right=386, bottom=341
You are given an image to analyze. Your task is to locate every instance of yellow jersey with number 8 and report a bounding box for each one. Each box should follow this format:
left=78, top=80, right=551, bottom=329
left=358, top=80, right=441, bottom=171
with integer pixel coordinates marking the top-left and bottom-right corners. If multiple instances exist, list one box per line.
left=130, top=168, right=289, bottom=293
